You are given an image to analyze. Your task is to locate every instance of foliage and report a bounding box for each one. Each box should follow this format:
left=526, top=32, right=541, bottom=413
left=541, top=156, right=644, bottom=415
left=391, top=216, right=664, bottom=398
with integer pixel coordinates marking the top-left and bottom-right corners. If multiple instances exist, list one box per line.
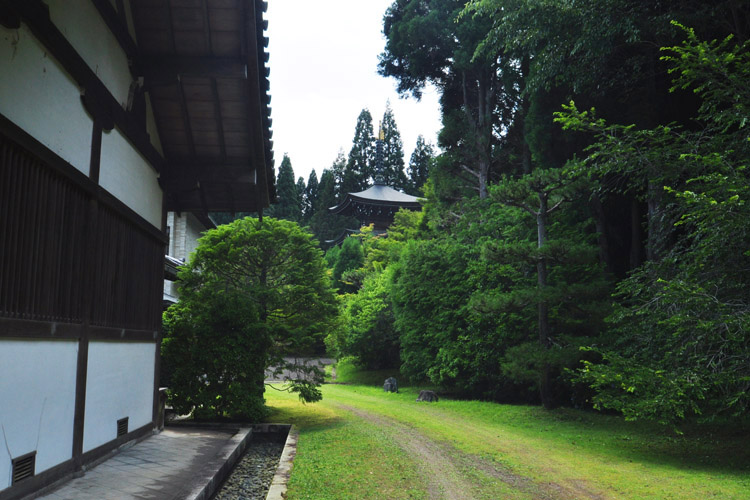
left=379, top=101, right=409, bottom=190
left=309, top=163, right=359, bottom=245
left=330, top=236, right=364, bottom=293
left=406, top=134, right=434, bottom=195
left=162, top=217, right=338, bottom=419
left=302, top=169, right=319, bottom=224
left=558, top=25, right=750, bottom=424
left=266, top=154, right=302, bottom=222
left=380, top=0, right=510, bottom=199
left=346, top=109, right=376, bottom=191
left=336, top=269, right=400, bottom=369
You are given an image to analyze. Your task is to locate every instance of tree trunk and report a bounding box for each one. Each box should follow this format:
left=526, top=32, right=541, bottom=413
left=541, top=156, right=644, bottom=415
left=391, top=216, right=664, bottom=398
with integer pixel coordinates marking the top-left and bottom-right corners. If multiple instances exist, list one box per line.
left=520, top=55, right=532, bottom=175
left=629, top=197, right=644, bottom=269
left=590, top=193, right=613, bottom=273
left=536, top=194, right=553, bottom=409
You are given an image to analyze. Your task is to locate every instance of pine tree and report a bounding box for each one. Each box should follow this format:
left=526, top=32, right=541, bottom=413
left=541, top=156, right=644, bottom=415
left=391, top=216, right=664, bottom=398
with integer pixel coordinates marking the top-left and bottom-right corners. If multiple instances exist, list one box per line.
left=407, top=135, right=434, bottom=195
left=303, top=170, right=319, bottom=222
left=309, top=164, right=359, bottom=245
left=267, top=154, right=301, bottom=222
left=380, top=102, right=408, bottom=190
left=330, top=150, right=347, bottom=201
left=347, top=109, right=376, bottom=190
left=296, top=176, right=306, bottom=221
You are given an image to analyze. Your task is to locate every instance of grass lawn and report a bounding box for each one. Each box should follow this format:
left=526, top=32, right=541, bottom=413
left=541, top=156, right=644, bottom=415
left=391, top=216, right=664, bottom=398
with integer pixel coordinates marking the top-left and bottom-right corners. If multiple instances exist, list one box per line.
left=265, top=373, right=749, bottom=499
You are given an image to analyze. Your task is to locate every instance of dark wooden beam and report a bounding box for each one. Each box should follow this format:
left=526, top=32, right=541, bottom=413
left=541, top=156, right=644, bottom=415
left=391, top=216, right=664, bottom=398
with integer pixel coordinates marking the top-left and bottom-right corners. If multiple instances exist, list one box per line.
left=89, top=120, right=103, bottom=183
left=140, top=56, right=247, bottom=82
left=2, top=0, right=165, bottom=173
left=210, top=78, right=228, bottom=162
left=166, top=195, right=259, bottom=214
left=0, top=1, right=20, bottom=28
left=176, top=77, right=196, bottom=158
left=160, top=165, right=256, bottom=192
left=91, top=0, right=138, bottom=60
left=202, top=0, right=213, bottom=54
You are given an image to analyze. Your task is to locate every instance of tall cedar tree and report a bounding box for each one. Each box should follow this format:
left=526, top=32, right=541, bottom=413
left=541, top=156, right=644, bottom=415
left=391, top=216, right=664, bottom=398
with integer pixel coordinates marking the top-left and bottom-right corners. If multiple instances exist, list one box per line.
left=407, top=135, right=434, bottom=194
left=346, top=109, right=376, bottom=190
left=380, top=102, right=409, bottom=190
left=303, top=170, right=319, bottom=223
left=380, top=0, right=512, bottom=199
left=267, top=154, right=301, bottom=222
left=296, top=176, right=306, bottom=219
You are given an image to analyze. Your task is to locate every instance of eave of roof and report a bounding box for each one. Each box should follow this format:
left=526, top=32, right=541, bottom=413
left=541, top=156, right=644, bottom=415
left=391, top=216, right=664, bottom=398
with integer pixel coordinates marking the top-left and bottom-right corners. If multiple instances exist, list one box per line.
left=131, top=0, right=274, bottom=214
left=329, top=185, right=421, bottom=214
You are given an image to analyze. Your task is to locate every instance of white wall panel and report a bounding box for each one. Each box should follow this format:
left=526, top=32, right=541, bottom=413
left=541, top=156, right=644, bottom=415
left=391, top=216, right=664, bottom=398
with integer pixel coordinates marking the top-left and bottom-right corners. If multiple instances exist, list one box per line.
left=0, top=24, right=92, bottom=176
left=83, top=342, right=155, bottom=453
left=45, top=0, right=132, bottom=106
left=99, top=126, right=163, bottom=228
left=0, top=340, right=77, bottom=489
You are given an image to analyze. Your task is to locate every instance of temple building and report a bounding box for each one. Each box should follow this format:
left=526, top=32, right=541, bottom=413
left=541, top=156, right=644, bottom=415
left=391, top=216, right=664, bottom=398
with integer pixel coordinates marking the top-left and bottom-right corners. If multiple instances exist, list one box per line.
left=327, top=128, right=421, bottom=244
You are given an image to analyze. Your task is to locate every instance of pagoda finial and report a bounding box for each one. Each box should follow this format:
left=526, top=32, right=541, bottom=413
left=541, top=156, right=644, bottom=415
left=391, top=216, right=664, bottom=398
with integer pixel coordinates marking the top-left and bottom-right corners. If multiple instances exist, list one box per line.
left=375, top=121, right=385, bottom=185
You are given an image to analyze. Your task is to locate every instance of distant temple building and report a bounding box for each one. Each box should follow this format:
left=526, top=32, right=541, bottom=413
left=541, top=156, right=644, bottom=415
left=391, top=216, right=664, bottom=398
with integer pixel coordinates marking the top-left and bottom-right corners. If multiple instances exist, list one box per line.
left=327, top=128, right=421, bottom=245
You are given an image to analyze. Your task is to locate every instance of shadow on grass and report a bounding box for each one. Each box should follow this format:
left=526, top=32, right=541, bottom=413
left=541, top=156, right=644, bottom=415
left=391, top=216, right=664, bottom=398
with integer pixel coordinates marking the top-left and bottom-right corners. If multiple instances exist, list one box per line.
left=464, top=402, right=750, bottom=478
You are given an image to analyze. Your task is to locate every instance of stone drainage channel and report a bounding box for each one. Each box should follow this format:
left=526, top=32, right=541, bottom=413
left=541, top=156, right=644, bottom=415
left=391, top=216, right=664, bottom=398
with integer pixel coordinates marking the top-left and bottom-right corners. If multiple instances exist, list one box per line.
left=211, top=424, right=297, bottom=500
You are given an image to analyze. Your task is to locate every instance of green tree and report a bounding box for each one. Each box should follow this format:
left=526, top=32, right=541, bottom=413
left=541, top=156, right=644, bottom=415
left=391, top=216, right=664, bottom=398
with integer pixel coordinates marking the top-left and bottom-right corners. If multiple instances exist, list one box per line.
left=337, top=269, right=400, bottom=369
left=309, top=161, right=359, bottom=245
left=380, top=102, right=409, bottom=190
left=380, top=0, right=510, bottom=199
left=296, top=176, right=306, bottom=218
left=267, top=154, right=301, bottom=222
left=347, top=109, right=376, bottom=190
left=407, top=135, right=434, bottom=194
left=331, top=236, right=364, bottom=293
left=303, top=170, right=319, bottom=223
left=557, top=25, right=750, bottom=424
left=162, top=217, right=338, bottom=420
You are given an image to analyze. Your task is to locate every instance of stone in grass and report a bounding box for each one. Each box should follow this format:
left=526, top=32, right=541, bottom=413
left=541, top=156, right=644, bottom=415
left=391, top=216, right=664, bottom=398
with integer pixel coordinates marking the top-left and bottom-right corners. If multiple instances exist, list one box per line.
left=383, top=377, right=398, bottom=393
left=416, top=390, right=438, bottom=403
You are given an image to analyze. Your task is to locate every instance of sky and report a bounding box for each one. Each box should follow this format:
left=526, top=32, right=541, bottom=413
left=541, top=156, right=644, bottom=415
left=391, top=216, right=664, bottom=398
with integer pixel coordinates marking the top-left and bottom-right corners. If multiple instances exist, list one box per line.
left=265, top=0, right=442, bottom=183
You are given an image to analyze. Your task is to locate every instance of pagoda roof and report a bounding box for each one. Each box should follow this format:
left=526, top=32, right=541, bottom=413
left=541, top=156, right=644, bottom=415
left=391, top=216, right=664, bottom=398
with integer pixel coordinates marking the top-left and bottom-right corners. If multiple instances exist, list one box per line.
left=329, top=184, right=421, bottom=214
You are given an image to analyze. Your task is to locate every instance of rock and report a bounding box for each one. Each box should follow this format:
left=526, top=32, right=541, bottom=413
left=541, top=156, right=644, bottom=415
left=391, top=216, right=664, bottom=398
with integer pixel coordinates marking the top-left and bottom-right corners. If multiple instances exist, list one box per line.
left=416, top=390, right=438, bottom=402
left=383, top=377, right=398, bottom=393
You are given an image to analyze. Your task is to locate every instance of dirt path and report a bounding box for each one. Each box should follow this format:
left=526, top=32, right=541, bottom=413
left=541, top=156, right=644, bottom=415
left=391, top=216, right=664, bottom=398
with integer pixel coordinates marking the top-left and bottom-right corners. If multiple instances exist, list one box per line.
left=336, top=403, right=604, bottom=500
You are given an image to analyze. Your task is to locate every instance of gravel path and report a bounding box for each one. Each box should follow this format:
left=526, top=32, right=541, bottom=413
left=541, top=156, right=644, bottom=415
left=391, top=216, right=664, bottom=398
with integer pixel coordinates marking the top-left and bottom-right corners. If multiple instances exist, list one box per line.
left=212, top=437, right=285, bottom=500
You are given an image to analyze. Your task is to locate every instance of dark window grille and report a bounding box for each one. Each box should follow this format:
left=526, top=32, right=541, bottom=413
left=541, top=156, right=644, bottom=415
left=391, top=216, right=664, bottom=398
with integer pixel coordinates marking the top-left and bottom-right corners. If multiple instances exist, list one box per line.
left=11, top=452, right=35, bottom=484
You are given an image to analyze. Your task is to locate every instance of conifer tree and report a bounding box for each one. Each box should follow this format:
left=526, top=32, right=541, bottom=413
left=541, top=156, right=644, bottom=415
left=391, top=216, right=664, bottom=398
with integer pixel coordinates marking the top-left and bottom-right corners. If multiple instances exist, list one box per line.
left=309, top=163, right=359, bottom=245
left=267, top=154, right=301, bottom=222
left=296, top=176, right=306, bottom=218
left=347, top=109, right=376, bottom=190
left=380, top=102, right=408, bottom=190
left=303, top=170, right=319, bottom=222
left=407, top=135, right=434, bottom=194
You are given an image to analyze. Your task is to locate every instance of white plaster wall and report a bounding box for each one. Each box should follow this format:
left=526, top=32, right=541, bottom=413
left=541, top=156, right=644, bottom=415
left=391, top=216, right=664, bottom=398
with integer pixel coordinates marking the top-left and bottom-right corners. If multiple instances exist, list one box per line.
left=0, top=340, right=77, bottom=490
left=145, top=93, right=164, bottom=156
left=82, top=342, right=155, bottom=453
left=99, top=126, right=163, bottom=228
left=0, top=24, right=92, bottom=176
left=184, top=213, right=205, bottom=259
left=45, top=0, right=132, bottom=107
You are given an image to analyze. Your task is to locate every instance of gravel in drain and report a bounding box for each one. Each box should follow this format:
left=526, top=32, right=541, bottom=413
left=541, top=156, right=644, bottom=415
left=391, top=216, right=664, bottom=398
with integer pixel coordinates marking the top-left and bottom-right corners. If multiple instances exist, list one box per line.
left=213, top=438, right=285, bottom=500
